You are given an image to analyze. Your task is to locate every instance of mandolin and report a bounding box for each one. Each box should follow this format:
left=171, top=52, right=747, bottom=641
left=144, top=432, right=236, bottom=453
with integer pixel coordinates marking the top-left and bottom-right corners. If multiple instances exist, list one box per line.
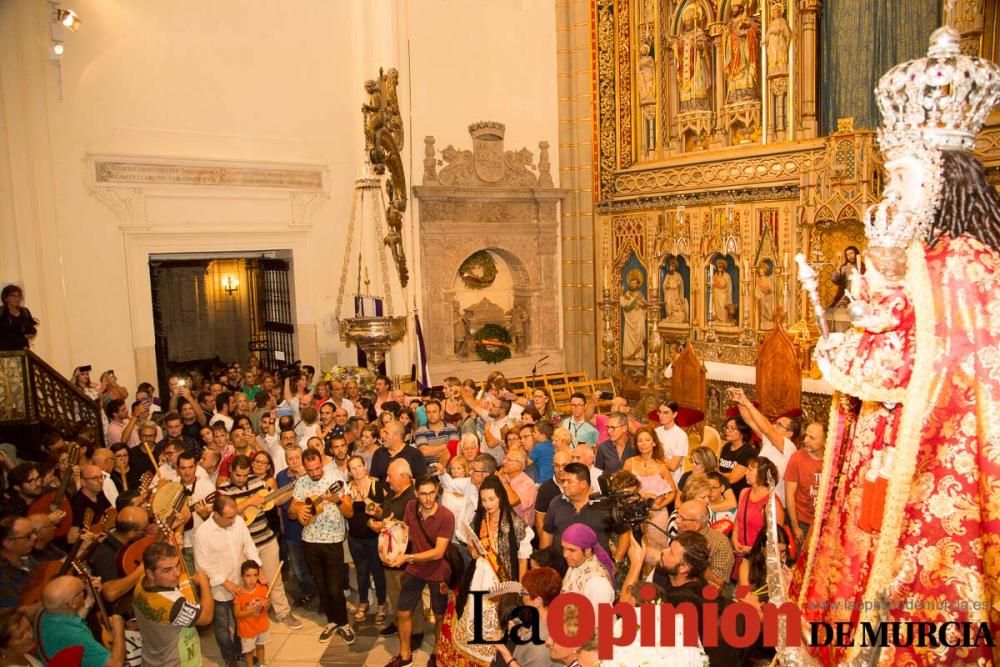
left=135, top=471, right=154, bottom=506
left=239, top=480, right=296, bottom=524
left=29, top=443, right=80, bottom=538
left=151, top=513, right=197, bottom=603
left=82, top=506, right=118, bottom=534
left=71, top=559, right=113, bottom=648
left=20, top=510, right=113, bottom=606
left=291, top=480, right=344, bottom=526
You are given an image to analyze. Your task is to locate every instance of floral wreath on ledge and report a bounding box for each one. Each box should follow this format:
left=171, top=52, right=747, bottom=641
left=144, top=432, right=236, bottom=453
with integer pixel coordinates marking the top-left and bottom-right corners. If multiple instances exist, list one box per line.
left=474, top=324, right=512, bottom=364
left=458, top=250, right=498, bottom=290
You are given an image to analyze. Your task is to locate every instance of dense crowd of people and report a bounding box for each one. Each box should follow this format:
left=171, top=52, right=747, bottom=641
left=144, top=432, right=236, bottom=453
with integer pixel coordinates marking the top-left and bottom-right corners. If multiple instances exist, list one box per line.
left=0, top=353, right=827, bottom=667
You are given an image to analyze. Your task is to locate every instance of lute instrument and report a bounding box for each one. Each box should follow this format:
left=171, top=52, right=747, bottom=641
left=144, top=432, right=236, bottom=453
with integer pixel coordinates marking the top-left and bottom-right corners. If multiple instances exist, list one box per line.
left=19, top=509, right=113, bottom=606
left=29, top=443, right=80, bottom=538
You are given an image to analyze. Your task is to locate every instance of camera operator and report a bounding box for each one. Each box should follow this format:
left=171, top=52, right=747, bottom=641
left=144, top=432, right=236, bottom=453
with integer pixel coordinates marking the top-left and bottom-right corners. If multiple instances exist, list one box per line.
left=539, top=463, right=629, bottom=563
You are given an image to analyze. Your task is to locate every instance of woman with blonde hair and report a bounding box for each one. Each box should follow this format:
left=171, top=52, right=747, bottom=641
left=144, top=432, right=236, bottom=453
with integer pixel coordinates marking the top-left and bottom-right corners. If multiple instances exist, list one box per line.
left=551, top=427, right=573, bottom=452
left=666, top=475, right=714, bottom=539
left=676, top=445, right=719, bottom=492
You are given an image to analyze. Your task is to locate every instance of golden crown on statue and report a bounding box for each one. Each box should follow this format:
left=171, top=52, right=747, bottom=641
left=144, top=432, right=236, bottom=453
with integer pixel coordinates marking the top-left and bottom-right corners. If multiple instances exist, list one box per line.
left=876, top=27, right=1000, bottom=153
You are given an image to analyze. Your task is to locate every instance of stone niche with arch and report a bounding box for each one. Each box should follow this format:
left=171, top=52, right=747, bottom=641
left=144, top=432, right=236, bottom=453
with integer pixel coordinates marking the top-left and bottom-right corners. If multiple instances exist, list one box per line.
left=413, top=121, right=567, bottom=379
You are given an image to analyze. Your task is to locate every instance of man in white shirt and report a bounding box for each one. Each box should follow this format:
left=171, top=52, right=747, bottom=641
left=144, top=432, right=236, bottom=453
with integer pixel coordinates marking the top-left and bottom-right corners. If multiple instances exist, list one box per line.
left=178, top=451, right=215, bottom=572
left=328, top=380, right=356, bottom=417
left=569, top=444, right=603, bottom=494
left=193, top=495, right=261, bottom=667
left=730, top=388, right=798, bottom=505
left=90, top=447, right=120, bottom=507
left=210, top=392, right=235, bottom=432
left=257, top=415, right=286, bottom=473
left=151, top=441, right=208, bottom=485
left=654, top=400, right=689, bottom=488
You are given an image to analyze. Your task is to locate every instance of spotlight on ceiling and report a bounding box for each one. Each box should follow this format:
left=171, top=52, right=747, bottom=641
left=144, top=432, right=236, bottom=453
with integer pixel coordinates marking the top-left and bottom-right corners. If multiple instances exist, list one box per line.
left=49, top=43, right=64, bottom=60
left=55, top=8, right=81, bottom=32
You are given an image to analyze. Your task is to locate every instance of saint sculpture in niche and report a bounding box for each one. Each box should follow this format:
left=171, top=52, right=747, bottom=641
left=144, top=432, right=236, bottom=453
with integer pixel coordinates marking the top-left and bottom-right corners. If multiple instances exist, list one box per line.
left=724, top=0, right=761, bottom=103
left=673, top=3, right=712, bottom=111
left=662, top=258, right=689, bottom=323
left=620, top=269, right=648, bottom=363
left=711, top=258, right=737, bottom=325
left=755, top=261, right=776, bottom=329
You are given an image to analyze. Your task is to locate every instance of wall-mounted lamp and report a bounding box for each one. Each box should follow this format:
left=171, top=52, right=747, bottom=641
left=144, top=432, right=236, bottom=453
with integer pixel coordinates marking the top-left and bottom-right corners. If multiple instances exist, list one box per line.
left=54, top=8, right=81, bottom=32
left=223, top=275, right=240, bottom=296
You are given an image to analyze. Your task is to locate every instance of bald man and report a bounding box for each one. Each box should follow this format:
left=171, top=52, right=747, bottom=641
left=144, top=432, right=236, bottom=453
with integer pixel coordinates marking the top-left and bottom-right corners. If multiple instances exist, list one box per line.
left=367, top=457, right=423, bottom=642
left=38, top=575, right=125, bottom=666
left=673, top=499, right=734, bottom=588
left=570, top=444, right=603, bottom=493
left=69, top=464, right=112, bottom=545
left=87, top=506, right=150, bottom=611
left=90, top=448, right=120, bottom=506
left=534, top=449, right=573, bottom=537
left=369, top=420, right=427, bottom=483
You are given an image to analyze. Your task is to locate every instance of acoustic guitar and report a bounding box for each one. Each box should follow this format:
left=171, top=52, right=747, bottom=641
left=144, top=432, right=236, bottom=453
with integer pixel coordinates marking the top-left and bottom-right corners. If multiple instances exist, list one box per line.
left=291, top=480, right=344, bottom=526
left=29, top=443, right=80, bottom=538
left=239, top=480, right=296, bottom=524
left=184, top=490, right=217, bottom=531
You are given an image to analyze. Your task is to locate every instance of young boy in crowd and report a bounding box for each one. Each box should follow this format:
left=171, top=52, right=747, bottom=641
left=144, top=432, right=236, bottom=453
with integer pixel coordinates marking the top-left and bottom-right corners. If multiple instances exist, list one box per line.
left=234, top=560, right=270, bottom=667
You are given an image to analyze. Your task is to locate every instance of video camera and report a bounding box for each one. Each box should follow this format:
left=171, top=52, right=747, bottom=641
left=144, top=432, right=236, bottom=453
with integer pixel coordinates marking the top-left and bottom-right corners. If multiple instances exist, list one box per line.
left=607, top=487, right=654, bottom=537
left=276, top=360, right=303, bottom=381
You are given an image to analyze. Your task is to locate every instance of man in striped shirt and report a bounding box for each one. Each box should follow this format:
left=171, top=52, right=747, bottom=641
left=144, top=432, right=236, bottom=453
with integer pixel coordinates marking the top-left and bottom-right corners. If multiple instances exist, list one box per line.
left=216, top=455, right=302, bottom=629
left=412, top=400, right=456, bottom=472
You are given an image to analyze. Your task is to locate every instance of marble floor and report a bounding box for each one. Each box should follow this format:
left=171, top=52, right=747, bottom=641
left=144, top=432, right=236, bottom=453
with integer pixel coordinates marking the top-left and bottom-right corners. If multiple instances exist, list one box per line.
left=199, top=600, right=435, bottom=667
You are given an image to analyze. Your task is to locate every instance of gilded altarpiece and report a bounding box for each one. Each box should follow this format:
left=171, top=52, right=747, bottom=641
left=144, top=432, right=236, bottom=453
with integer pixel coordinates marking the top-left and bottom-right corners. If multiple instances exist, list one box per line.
left=594, top=0, right=1000, bottom=391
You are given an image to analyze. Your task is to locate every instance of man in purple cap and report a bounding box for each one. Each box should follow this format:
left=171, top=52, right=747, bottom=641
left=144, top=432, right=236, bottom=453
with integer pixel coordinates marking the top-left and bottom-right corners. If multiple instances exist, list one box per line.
left=558, top=523, right=614, bottom=615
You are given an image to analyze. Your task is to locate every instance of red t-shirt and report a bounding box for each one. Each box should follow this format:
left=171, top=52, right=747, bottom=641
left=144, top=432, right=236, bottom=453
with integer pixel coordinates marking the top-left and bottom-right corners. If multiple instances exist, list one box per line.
left=784, top=449, right=823, bottom=525
left=403, top=500, right=455, bottom=582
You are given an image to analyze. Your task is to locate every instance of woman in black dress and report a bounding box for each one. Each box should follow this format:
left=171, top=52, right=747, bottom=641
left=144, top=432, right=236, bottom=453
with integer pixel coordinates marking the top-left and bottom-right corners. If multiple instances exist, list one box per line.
left=0, top=285, right=38, bottom=351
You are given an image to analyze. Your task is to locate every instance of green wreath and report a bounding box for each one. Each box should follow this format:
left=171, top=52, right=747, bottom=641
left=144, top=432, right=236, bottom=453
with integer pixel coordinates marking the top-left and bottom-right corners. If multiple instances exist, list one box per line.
left=474, top=323, right=512, bottom=364
left=458, top=251, right=498, bottom=290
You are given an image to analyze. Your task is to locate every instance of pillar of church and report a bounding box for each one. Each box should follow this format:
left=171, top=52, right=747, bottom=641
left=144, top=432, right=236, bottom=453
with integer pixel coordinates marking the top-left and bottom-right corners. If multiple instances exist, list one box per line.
left=555, top=0, right=598, bottom=377
left=798, top=0, right=821, bottom=138
left=0, top=0, right=74, bottom=370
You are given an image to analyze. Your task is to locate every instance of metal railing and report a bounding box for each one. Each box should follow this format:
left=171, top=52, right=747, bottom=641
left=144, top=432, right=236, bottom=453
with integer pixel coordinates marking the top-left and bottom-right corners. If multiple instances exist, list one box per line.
left=0, top=350, right=104, bottom=445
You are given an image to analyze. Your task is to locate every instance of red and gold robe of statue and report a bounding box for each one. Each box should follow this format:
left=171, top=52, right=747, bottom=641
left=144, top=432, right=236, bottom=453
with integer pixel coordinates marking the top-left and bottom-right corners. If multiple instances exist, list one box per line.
left=792, top=235, right=1000, bottom=666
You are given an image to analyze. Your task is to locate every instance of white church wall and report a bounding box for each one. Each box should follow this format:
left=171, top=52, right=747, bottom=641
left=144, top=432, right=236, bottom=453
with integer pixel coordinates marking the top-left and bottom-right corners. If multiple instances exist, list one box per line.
left=0, top=0, right=559, bottom=390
